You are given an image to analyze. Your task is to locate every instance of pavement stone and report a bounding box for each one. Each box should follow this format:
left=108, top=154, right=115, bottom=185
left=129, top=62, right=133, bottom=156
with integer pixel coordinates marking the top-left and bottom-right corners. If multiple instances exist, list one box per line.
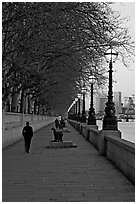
left=2, top=122, right=135, bottom=202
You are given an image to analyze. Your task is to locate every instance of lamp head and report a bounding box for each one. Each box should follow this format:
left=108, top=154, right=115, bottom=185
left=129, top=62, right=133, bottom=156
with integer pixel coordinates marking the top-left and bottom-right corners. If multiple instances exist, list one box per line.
left=105, top=47, right=118, bottom=63
left=81, top=83, right=86, bottom=94
left=82, top=87, right=86, bottom=94
left=89, top=75, right=96, bottom=84
left=78, top=94, right=81, bottom=98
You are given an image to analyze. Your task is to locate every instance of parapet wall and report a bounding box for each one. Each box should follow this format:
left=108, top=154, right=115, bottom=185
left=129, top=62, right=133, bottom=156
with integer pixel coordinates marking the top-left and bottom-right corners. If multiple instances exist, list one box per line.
left=2, top=110, right=55, bottom=148
left=105, top=135, right=135, bottom=183
left=68, top=119, right=135, bottom=183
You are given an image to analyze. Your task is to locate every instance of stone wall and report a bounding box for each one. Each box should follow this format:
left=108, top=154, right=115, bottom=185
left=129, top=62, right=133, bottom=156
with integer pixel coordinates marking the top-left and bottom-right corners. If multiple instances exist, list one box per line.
left=105, top=136, right=135, bottom=183
left=2, top=110, right=56, bottom=148
left=88, top=128, right=100, bottom=150
left=68, top=119, right=135, bottom=183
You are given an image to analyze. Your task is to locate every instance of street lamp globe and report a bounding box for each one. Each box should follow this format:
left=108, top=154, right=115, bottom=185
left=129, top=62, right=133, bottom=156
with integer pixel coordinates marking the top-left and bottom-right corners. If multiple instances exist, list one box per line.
left=78, top=94, right=81, bottom=98
left=82, top=86, right=86, bottom=94
left=105, top=47, right=118, bottom=63
left=89, top=75, right=96, bottom=84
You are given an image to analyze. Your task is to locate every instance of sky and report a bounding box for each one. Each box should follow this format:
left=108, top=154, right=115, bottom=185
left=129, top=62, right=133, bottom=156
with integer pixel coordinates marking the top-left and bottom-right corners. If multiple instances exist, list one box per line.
left=112, top=2, right=135, bottom=102
left=76, top=1, right=135, bottom=109
left=85, top=1, right=135, bottom=109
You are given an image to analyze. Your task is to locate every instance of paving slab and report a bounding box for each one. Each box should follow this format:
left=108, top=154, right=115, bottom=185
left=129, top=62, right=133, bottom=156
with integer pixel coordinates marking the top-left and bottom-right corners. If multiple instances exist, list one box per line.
left=2, top=122, right=135, bottom=202
left=47, top=140, right=77, bottom=148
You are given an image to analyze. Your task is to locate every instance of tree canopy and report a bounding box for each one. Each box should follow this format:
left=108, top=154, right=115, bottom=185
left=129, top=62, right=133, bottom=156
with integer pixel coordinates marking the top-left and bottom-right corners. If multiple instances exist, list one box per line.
left=2, top=2, right=134, bottom=115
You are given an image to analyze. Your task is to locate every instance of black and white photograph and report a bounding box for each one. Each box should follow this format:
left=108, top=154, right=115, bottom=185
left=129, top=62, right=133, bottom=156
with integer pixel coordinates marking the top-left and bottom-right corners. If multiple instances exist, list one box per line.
left=2, top=1, right=135, bottom=202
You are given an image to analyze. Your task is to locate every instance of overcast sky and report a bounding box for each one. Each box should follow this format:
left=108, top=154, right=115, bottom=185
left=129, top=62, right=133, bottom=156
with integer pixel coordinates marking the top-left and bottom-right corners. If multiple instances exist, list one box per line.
left=111, top=2, right=135, bottom=101
left=85, top=1, right=135, bottom=109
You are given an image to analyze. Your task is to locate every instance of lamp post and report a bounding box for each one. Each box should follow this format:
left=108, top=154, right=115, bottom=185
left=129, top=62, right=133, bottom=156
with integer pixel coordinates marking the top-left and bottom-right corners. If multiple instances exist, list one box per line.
left=87, top=74, right=96, bottom=125
left=68, top=101, right=75, bottom=120
left=75, top=98, right=78, bottom=121
left=72, top=101, right=75, bottom=120
left=81, top=84, right=86, bottom=123
left=103, top=46, right=118, bottom=130
left=77, top=94, right=81, bottom=121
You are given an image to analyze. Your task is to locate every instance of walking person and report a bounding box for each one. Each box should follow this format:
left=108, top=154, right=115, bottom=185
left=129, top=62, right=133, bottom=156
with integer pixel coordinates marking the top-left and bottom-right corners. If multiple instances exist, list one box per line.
left=22, top=122, right=33, bottom=153
left=60, top=116, right=65, bottom=129
left=54, top=118, right=60, bottom=129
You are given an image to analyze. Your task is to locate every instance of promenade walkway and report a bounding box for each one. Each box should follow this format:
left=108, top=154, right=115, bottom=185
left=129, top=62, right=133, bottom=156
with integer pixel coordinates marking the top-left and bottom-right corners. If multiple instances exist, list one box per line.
left=2, top=122, right=135, bottom=202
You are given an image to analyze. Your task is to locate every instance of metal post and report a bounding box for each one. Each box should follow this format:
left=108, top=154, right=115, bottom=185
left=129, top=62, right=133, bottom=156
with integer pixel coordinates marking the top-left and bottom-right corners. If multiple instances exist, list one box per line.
left=75, top=101, right=78, bottom=121
left=81, top=92, right=86, bottom=123
left=103, top=59, right=118, bottom=130
left=78, top=97, right=80, bottom=121
left=87, top=82, right=96, bottom=125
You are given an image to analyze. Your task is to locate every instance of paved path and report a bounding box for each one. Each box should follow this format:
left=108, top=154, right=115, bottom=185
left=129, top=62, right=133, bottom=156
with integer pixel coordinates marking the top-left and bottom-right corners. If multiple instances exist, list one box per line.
left=3, top=122, right=135, bottom=202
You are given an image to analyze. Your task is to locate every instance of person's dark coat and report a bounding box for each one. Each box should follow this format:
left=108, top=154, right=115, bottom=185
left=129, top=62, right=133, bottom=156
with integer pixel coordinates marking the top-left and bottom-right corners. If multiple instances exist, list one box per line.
left=51, top=127, right=63, bottom=142
left=22, top=126, right=33, bottom=138
left=60, top=119, right=65, bottom=128
left=22, top=125, right=33, bottom=153
left=54, top=119, right=60, bottom=129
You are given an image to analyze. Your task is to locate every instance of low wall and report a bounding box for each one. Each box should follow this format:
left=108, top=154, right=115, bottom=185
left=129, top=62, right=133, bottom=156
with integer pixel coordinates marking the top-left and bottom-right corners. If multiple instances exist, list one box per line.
left=2, top=110, right=56, bottom=148
left=88, top=128, right=100, bottom=150
left=68, top=120, right=99, bottom=148
left=105, top=136, right=135, bottom=183
left=81, top=124, right=87, bottom=138
left=68, top=119, right=135, bottom=183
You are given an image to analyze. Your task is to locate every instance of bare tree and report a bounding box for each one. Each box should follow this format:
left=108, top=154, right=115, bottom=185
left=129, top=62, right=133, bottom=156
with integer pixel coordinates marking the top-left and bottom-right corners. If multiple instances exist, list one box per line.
left=2, top=2, right=134, bottom=114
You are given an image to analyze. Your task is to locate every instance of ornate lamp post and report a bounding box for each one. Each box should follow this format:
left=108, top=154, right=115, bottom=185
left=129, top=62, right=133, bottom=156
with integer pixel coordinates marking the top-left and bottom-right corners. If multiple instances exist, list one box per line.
left=77, top=94, right=81, bottom=121
left=81, top=84, right=86, bottom=123
left=103, top=46, right=118, bottom=130
left=72, top=101, right=75, bottom=120
left=75, top=98, right=78, bottom=121
left=87, top=74, right=96, bottom=125
left=68, top=101, right=75, bottom=120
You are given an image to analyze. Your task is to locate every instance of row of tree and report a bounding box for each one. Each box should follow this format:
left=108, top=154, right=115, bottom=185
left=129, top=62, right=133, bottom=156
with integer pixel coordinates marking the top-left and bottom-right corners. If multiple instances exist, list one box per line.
left=2, top=2, right=134, bottom=115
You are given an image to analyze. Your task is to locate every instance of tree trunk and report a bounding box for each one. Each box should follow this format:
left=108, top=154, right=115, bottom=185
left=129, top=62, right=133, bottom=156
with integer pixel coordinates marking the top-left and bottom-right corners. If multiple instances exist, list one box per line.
left=27, top=95, right=30, bottom=114
left=11, top=87, right=18, bottom=112
left=34, top=100, right=37, bottom=114
left=37, top=103, right=40, bottom=115
left=20, top=89, right=26, bottom=113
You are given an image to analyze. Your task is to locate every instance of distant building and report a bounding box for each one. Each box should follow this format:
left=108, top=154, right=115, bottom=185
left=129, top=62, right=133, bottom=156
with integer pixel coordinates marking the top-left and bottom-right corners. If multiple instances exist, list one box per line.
left=99, top=97, right=107, bottom=114
left=94, top=93, right=101, bottom=113
left=90, top=91, right=107, bottom=115
left=114, top=92, right=122, bottom=116
left=123, top=97, right=130, bottom=108
left=122, top=95, right=135, bottom=119
left=94, top=92, right=122, bottom=117
left=123, top=95, right=135, bottom=109
left=93, top=96, right=107, bottom=116
left=88, top=91, right=135, bottom=120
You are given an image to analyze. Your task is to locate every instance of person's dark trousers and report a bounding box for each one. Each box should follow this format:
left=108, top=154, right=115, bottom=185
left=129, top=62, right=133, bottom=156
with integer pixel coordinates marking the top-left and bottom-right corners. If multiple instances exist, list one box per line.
left=24, top=137, right=32, bottom=153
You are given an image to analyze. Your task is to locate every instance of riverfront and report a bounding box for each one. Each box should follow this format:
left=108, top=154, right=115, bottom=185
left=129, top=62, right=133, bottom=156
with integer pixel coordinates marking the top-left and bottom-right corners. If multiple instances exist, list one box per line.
left=97, top=121, right=135, bottom=143
left=3, top=123, right=135, bottom=202
left=118, top=122, right=135, bottom=143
